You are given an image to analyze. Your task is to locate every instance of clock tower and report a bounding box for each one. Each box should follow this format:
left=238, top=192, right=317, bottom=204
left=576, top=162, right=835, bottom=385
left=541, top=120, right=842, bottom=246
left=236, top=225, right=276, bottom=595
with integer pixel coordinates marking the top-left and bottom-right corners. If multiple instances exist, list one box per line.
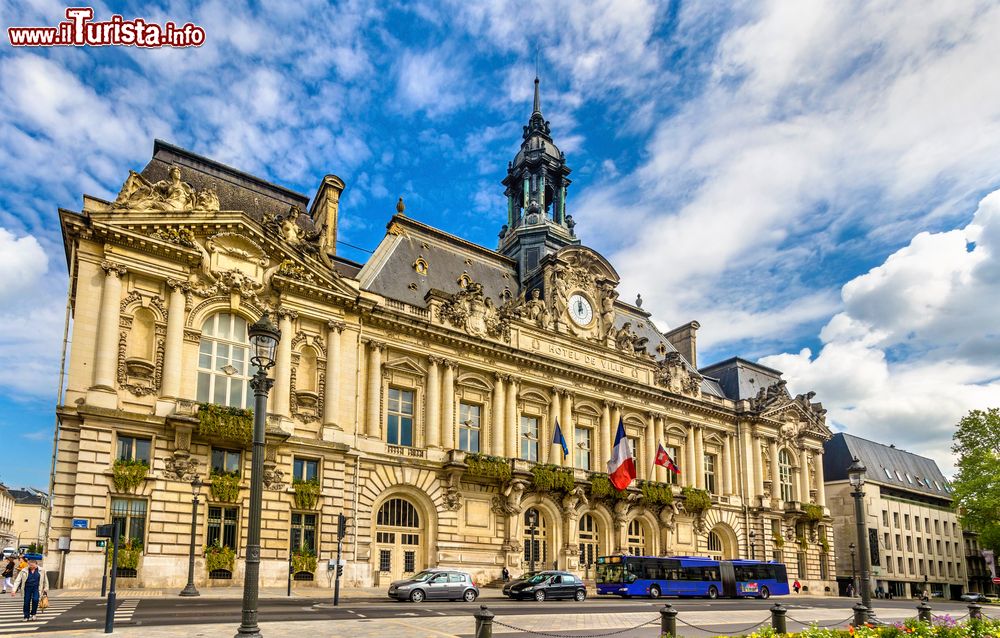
left=498, top=77, right=580, bottom=285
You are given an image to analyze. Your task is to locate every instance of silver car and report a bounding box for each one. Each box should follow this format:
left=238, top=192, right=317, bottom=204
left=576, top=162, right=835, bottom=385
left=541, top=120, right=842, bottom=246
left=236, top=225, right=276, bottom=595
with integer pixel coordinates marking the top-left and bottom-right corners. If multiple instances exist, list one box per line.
left=387, top=569, right=479, bottom=603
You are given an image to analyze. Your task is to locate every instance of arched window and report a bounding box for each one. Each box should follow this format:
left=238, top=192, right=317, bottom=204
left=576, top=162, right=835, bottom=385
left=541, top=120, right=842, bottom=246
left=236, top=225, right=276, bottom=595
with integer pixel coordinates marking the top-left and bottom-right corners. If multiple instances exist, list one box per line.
left=298, top=346, right=318, bottom=393
left=377, top=498, right=420, bottom=528
left=375, top=497, right=423, bottom=580
left=197, top=313, right=251, bottom=408
left=778, top=449, right=794, bottom=502
left=626, top=520, right=646, bottom=556
left=707, top=530, right=723, bottom=560
left=523, top=508, right=547, bottom=566
left=578, top=514, right=599, bottom=567
left=127, top=308, right=156, bottom=361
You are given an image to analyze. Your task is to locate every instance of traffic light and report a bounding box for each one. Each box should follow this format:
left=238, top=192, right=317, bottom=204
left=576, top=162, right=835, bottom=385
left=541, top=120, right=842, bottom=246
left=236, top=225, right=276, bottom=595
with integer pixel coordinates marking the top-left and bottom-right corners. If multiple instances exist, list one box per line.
left=337, top=513, right=347, bottom=540
left=336, top=564, right=343, bottom=577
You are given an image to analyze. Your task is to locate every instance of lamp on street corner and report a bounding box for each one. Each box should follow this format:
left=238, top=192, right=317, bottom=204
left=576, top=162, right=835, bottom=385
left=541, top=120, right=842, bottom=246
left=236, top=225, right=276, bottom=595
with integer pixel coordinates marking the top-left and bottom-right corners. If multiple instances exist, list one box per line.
left=847, top=457, right=878, bottom=626
left=179, top=474, right=203, bottom=597
left=236, top=311, right=281, bottom=638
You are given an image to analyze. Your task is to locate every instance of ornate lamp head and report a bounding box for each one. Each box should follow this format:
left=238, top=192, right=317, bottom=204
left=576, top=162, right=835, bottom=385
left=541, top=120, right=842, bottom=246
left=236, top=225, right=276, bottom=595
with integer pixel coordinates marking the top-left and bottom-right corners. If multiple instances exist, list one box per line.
left=191, top=474, right=203, bottom=495
left=248, top=312, right=281, bottom=370
left=847, top=457, right=867, bottom=489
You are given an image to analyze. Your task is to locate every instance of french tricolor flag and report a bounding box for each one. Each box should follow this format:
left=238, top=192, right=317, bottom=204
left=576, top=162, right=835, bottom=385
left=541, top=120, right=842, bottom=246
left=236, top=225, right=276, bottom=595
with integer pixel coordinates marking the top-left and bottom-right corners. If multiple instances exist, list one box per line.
left=607, top=417, right=636, bottom=491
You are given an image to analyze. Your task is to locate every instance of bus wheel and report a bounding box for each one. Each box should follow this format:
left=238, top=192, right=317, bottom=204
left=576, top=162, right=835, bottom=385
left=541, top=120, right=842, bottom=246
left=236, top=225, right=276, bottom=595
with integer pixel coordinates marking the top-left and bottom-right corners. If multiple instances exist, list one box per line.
left=760, top=587, right=770, bottom=600
left=708, top=586, right=719, bottom=599
left=649, top=585, right=661, bottom=599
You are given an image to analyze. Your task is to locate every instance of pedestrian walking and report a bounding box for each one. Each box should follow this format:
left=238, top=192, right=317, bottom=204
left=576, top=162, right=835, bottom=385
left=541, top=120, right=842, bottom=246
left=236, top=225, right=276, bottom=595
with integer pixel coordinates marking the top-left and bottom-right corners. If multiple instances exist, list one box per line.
left=10, top=559, right=47, bottom=621
left=2, top=557, right=14, bottom=593
left=501, top=566, right=510, bottom=582
left=846, top=582, right=855, bottom=597
left=793, top=579, right=801, bottom=594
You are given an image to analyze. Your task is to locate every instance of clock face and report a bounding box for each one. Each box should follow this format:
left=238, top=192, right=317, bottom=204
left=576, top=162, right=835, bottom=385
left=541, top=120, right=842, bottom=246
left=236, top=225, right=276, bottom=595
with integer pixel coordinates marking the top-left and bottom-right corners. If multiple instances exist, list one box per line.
left=568, top=293, right=594, bottom=326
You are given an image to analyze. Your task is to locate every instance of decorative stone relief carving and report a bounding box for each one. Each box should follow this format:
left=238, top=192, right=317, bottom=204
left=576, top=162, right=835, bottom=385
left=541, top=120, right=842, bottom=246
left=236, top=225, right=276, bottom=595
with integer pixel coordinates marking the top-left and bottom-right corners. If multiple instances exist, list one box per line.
left=508, top=288, right=550, bottom=329
left=276, top=259, right=316, bottom=284
left=438, top=281, right=512, bottom=343
left=261, top=205, right=321, bottom=254
left=491, top=478, right=527, bottom=516
left=163, top=454, right=199, bottom=482
left=113, top=167, right=220, bottom=212
left=653, top=352, right=702, bottom=397
left=263, top=465, right=287, bottom=491
left=149, top=227, right=196, bottom=247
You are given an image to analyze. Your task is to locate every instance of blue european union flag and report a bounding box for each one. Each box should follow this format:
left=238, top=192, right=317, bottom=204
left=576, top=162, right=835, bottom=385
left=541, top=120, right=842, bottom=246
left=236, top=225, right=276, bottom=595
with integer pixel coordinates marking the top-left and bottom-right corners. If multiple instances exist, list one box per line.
left=553, top=419, right=569, bottom=458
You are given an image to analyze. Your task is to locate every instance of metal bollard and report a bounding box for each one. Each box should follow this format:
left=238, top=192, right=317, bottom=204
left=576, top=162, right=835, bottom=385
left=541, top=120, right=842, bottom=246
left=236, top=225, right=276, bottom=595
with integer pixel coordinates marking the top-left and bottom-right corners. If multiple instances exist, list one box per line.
left=660, top=604, right=678, bottom=638
left=474, top=604, right=494, bottom=638
left=917, top=601, right=932, bottom=623
left=968, top=603, right=983, bottom=621
left=771, top=603, right=787, bottom=634
left=853, top=602, right=870, bottom=627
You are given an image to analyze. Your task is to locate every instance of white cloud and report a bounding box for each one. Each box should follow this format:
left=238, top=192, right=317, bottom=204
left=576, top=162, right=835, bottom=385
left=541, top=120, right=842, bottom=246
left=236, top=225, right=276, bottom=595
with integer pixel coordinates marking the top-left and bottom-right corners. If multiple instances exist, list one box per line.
left=0, top=228, right=48, bottom=305
left=761, top=189, right=1000, bottom=475
left=395, top=48, right=467, bottom=117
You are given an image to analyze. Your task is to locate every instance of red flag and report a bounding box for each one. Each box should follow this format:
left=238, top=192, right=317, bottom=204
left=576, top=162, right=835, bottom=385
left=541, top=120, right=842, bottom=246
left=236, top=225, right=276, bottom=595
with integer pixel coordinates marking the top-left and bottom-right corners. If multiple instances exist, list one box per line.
left=654, top=443, right=680, bottom=475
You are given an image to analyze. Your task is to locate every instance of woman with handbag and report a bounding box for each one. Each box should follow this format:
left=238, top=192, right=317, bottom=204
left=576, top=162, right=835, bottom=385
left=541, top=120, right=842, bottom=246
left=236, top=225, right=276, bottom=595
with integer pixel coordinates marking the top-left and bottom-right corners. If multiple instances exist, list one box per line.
left=10, top=559, right=48, bottom=621
left=2, top=557, right=15, bottom=593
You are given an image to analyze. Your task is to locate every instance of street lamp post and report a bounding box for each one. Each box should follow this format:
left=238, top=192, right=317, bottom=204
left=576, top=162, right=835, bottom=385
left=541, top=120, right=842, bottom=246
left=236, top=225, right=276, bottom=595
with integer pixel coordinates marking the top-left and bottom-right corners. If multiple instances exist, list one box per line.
left=848, top=457, right=878, bottom=625
left=528, top=509, right=538, bottom=574
left=849, top=542, right=857, bottom=594
left=236, top=312, right=280, bottom=638
left=749, top=530, right=756, bottom=560
left=180, top=475, right=203, bottom=597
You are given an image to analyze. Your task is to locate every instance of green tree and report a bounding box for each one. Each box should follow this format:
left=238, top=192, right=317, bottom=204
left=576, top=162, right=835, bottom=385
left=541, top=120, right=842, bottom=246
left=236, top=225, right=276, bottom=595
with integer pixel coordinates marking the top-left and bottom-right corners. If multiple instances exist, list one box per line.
left=951, top=408, right=1000, bottom=552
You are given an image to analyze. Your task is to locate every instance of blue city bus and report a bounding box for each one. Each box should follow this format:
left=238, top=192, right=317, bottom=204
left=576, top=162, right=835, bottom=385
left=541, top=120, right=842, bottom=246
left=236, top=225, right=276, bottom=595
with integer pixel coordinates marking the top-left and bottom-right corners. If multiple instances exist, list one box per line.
left=595, top=555, right=789, bottom=599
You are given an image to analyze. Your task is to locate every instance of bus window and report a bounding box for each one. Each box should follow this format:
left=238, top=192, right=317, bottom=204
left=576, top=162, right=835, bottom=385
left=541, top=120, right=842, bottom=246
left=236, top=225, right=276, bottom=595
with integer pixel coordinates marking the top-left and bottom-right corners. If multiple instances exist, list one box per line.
left=596, top=562, right=622, bottom=584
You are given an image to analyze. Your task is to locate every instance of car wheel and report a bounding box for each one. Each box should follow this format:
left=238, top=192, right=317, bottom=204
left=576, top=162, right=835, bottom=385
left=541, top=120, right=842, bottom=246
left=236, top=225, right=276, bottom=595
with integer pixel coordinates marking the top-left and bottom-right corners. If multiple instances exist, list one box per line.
left=708, top=586, right=719, bottom=599
left=649, top=585, right=661, bottom=599
left=535, top=590, right=546, bottom=602
left=463, top=589, right=478, bottom=602
left=575, top=589, right=587, bottom=602
left=760, top=586, right=770, bottom=600
left=409, top=589, right=425, bottom=603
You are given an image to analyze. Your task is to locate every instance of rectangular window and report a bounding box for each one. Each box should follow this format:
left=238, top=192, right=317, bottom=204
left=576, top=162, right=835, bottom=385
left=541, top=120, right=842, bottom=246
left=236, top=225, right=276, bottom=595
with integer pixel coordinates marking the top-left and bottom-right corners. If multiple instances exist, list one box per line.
left=211, top=448, right=242, bottom=476
left=882, top=510, right=889, bottom=527
left=520, top=416, right=539, bottom=462
left=904, top=514, right=910, bottom=530
left=110, top=498, right=147, bottom=543
left=665, top=446, right=679, bottom=485
left=934, top=520, right=940, bottom=534
left=908, top=557, right=914, bottom=573
left=917, top=538, right=923, bottom=553
left=918, top=558, right=924, bottom=574
left=290, top=512, right=317, bottom=553
left=896, top=534, right=901, bottom=550
left=925, top=517, right=930, bottom=532
left=207, top=506, right=238, bottom=549
left=906, top=537, right=912, bottom=552
left=704, top=453, right=717, bottom=494
left=936, top=540, right=942, bottom=555
left=819, top=553, right=828, bottom=580
left=627, top=436, right=641, bottom=463
left=116, top=435, right=152, bottom=464
left=404, top=550, right=415, bottom=573
left=897, top=557, right=903, bottom=573
left=575, top=427, right=591, bottom=471
left=386, top=388, right=414, bottom=447
left=893, top=512, right=899, bottom=528
left=379, top=549, right=391, bottom=572
left=293, top=458, right=318, bottom=482
left=458, top=403, right=481, bottom=453
left=915, top=518, right=921, bottom=532
left=929, top=560, right=935, bottom=576
left=884, top=533, right=890, bottom=550
left=886, top=555, right=893, bottom=573
left=797, top=551, right=807, bottom=578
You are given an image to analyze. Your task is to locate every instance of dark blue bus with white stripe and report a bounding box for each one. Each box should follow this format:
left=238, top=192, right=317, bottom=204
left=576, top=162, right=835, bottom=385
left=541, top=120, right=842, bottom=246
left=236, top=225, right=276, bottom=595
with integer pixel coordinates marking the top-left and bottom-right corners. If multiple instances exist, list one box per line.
left=595, top=555, right=789, bottom=599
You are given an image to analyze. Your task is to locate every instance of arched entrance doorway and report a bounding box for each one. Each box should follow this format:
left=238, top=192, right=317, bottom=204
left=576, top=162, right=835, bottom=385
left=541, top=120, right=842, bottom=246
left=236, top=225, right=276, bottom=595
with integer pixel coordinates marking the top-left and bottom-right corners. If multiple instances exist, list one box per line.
left=707, top=530, right=724, bottom=560
left=626, top=520, right=648, bottom=555
left=578, top=514, right=600, bottom=574
left=523, top=508, right=548, bottom=571
left=375, top=497, right=424, bottom=582
left=707, top=524, right=738, bottom=560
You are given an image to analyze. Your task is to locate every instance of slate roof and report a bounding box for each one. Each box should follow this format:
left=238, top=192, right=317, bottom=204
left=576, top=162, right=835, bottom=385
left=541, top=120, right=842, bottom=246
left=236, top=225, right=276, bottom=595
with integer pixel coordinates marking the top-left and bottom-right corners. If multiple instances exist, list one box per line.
left=7, top=487, right=47, bottom=506
left=823, top=432, right=952, bottom=500
left=698, top=357, right=784, bottom=401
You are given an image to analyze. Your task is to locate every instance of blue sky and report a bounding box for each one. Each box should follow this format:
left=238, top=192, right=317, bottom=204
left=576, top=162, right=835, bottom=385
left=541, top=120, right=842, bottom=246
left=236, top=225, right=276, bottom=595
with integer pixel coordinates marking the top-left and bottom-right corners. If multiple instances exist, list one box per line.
left=3, top=0, right=1000, bottom=489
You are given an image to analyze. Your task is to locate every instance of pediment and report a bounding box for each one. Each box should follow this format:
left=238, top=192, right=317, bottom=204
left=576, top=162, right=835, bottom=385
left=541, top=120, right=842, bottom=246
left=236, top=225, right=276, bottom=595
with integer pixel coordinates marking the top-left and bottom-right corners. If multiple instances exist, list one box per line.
left=384, top=356, right=426, bottom=377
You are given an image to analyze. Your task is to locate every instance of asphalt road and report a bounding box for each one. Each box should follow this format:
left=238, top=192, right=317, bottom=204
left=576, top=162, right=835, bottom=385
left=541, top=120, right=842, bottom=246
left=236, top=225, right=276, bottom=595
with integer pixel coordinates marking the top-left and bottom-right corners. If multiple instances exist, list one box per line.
left=23, top=594, right=984, bottom=634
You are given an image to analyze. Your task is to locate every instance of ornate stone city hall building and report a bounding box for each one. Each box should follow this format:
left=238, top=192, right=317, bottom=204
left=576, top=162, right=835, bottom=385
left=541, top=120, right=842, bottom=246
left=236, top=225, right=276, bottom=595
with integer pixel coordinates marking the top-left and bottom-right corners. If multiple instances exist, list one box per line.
left=53, top=82, right=837, bottom=592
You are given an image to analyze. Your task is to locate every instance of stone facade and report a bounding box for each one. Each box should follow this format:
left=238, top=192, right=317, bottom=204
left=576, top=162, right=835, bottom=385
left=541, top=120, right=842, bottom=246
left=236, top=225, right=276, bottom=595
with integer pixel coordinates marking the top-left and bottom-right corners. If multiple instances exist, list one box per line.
left=0, top=485, right=14, bottom=547
left=9, top=488, right=49, bottom=548
left=51, top=90, right=837, bottom=593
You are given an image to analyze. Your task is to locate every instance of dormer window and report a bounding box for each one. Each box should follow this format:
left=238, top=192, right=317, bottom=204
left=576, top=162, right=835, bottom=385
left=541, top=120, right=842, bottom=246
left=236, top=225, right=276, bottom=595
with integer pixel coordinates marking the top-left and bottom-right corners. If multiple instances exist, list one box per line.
left=413, top=256, right=428, bottom=275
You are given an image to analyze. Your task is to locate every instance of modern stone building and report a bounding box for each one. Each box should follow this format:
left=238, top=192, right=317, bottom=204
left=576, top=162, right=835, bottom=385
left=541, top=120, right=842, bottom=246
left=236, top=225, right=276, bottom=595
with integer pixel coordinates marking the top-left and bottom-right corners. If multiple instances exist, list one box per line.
left=823, top=433, right=965, bottom=599
left=52, top=79, right=837, bottom=592
left=964, top=531, right=996, bottom=597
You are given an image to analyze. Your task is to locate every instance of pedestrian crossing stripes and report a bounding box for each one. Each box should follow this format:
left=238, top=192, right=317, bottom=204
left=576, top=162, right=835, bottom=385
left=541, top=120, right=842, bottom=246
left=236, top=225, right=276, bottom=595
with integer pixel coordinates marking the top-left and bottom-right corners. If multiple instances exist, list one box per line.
left=0, top=595, right=85, bottom=634
left=114, top=598, right=140, bottom=622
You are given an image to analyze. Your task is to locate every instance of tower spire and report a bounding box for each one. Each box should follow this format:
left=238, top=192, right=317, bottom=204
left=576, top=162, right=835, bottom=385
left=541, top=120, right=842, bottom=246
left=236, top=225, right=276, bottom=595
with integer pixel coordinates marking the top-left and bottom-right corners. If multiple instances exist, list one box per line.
left=532, top=76, right=541, bottom=115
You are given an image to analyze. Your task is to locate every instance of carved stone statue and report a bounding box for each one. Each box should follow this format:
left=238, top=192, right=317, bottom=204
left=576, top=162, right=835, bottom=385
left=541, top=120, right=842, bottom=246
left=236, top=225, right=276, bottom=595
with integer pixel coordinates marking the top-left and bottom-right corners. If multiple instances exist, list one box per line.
left=164, top=454, right=199, bottom=482
left=522, top=289, right=549, bottom=327
left=113, top=166, right=220, bottom=212
left=551, top=266, right=570, bottom=323
left=439, top=281, right=512, bottom=342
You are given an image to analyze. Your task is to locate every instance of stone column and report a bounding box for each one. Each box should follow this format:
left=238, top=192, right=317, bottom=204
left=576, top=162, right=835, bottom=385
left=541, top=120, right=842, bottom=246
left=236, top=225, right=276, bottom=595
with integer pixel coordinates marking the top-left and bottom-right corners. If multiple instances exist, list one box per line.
left=160, top=279, right=187, bottom=400
left=722, top=433, right=733, bottom=495
left=685, top=424, right=697, bottom=488
left=742, top=427, right=756, bottom=501
left=92, top=261, right=127, bottom=391
left=492, top=374, right=506, bottom=457
left=426, top=357, right=441, bottom=448
left=322, top=320, right=345, bottom=428
left=800, top=450, right=811, bottom=504
left=769, top=438, right=780, bottom=503
left=731, top=434, right=741, bottom=498
left=272, top=309, right=296, bottom=418
left=694, top=427, right=705, bottom=490
left=562, top=392, right=574, bottom=469
left=599, top=403, right=611, bottom=474
left=549, top=388, right=562, bottom=465
left=644, top=413, right=656, bottom=481
left=366, top=340, right=384, bottom=438
left=752, top=432, right=765, bottom=500
left=814, top=450, right=826, bottom=507
left=505, top=377, right=518, bottom=458
left=441, top=361, right=456, bottom=449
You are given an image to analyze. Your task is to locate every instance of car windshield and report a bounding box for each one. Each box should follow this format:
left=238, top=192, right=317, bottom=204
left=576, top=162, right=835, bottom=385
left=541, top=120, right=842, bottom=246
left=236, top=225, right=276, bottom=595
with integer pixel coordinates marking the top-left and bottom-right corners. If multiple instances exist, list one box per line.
left=526, top=574, right=550, bottom=584
left=410, top=571, right=438, bottom=582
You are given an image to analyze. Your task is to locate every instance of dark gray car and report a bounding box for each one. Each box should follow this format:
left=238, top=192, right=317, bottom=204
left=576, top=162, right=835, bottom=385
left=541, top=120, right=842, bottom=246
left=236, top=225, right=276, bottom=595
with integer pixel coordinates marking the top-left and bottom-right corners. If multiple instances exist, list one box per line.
left=387, top=569, right=479, bottom=603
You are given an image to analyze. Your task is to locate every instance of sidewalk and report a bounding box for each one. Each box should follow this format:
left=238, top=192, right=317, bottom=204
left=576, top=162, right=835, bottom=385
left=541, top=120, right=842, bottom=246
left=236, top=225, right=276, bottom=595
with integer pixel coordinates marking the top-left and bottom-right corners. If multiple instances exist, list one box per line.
left=48, top=584, right=510, bottom=601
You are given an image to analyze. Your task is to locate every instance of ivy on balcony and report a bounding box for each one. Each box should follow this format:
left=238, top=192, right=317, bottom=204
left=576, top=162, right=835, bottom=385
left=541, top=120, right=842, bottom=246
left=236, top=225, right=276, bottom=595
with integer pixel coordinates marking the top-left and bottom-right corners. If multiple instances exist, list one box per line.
left=530, top=464, right=575, bottom=493
left=588, top=474, right=625, bottom=501
left=210, top=471, right=241, bottom=503
left=293, top=478, right=321, bottom=509
left=197, top=403, right=253, bottom=445
left=681, top=486, right=712, bottom=515
left=465, top=454, right=512, bottom=482
left=292, top=548, right=317, bottom=574
left=639, top=480, right=674, bottom=507
left=106, top=537, right=143, bottom=570
left=802, top=503, right=824, bottom=523
left=204, top=540, right=236, bottom=573
left=112, top=459, right=149, bottom=493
